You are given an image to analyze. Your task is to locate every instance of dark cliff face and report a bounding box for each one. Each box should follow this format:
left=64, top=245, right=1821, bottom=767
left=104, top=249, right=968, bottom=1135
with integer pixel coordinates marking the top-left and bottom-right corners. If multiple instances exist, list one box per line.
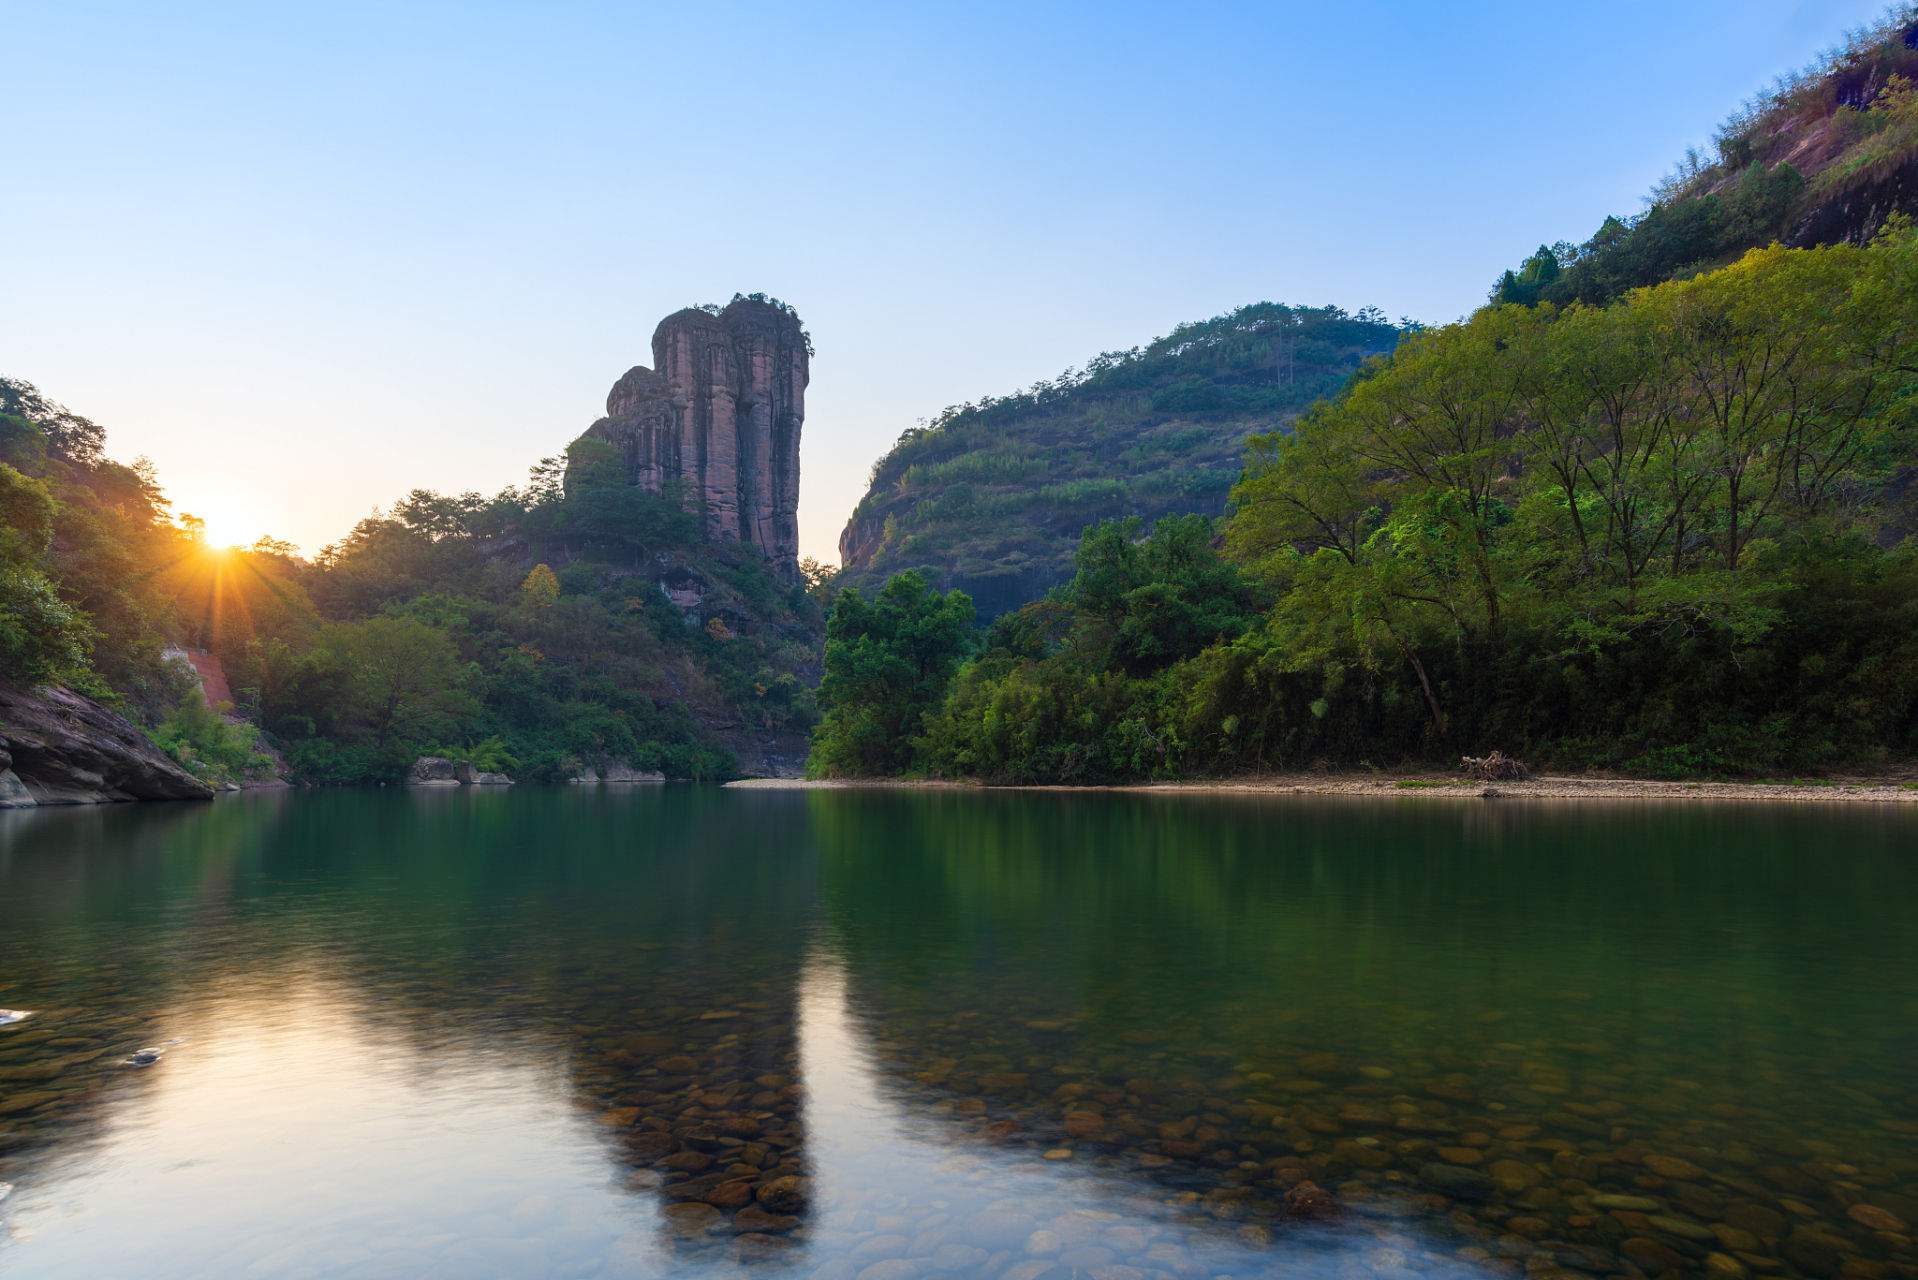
left=0, top=680, right=213, bottom=806
left=581, top=299, right=807, bottom=577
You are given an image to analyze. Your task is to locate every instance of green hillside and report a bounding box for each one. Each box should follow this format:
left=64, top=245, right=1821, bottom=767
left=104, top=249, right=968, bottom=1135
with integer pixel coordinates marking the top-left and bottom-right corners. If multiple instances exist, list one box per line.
left=835, top=302, right=1405, bottom=618
left=1492, top=9, right=1918, bottom=308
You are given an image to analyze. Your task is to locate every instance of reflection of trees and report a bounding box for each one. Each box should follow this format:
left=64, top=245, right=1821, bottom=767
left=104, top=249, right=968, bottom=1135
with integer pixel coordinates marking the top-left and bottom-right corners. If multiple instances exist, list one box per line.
left=808, top=791, right=1918, bottom=1149
left=0, top=788, right=824, bottom=1265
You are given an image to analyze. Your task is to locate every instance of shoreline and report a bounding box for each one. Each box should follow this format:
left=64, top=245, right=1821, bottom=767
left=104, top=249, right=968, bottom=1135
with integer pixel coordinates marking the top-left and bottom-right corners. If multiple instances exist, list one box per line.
left=726, top=771, right=1918, bottom=802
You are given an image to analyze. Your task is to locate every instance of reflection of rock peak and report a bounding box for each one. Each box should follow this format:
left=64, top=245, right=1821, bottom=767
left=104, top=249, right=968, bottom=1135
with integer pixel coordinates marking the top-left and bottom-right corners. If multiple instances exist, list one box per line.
left=580, top=299, right=808, bottom=577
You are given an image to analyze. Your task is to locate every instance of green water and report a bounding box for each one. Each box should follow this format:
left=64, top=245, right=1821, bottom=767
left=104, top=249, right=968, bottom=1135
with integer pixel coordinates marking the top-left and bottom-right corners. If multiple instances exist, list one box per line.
left=1, top=788, right=1915, bottom=1280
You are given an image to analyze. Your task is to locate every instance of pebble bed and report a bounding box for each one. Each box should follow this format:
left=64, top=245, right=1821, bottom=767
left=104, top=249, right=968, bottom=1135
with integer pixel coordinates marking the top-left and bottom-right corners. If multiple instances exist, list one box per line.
left=571, top=982, right=1918, bottom=1280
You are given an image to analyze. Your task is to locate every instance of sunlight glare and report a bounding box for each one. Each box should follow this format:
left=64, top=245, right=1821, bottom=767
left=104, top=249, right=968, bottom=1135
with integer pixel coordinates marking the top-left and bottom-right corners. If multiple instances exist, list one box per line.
left=186, top=504, right=264, bottom=550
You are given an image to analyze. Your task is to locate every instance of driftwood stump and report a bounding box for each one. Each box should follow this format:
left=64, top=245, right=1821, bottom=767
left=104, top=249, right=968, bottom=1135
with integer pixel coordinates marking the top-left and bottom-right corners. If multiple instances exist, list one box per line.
left=1461, top=750, right=1531, bottom=781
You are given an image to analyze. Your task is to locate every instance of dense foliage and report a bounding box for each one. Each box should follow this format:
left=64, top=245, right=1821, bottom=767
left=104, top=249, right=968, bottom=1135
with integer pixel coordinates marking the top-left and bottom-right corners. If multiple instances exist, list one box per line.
left=808, top=571, right=974, bottom=777
left=836, top=231, right=1918, bottom=781
left=836, top=303, right=1406, bottom=618
left=0, top=385, right=823, bottom=784
left=1, top=381, right=194, bottom=711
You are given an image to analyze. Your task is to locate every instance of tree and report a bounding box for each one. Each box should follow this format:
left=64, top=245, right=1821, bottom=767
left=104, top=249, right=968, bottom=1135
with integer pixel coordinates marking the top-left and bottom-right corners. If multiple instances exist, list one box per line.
left=521, top=564, right=560, bottom=609
left=0, top=463, right=91, bottom=685
left=1072, top=514, right=1269, bottom=674
left=809, top=570, right=974, bottom=776
left=330, top=616, right=471, bottom=749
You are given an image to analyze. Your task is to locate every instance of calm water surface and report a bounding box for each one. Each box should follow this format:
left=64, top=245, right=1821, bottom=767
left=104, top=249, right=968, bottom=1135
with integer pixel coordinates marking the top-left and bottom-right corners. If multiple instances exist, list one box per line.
left=1, top=788, right=1915, bottom=1280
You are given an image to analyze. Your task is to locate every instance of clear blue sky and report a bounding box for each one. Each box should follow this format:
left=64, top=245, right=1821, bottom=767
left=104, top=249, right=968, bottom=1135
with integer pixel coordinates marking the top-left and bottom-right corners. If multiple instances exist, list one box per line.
left=3, top=0, right=1889, bottom=562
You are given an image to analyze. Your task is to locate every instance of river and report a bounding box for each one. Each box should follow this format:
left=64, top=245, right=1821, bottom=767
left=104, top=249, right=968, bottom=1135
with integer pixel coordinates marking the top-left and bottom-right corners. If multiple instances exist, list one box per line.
left=0, top=787, right=1914, bottom=1280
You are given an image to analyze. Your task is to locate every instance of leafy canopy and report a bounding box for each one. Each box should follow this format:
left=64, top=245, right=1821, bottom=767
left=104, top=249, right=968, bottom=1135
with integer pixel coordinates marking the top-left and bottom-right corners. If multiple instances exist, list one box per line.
left=810, top=570, right=974, bottom=776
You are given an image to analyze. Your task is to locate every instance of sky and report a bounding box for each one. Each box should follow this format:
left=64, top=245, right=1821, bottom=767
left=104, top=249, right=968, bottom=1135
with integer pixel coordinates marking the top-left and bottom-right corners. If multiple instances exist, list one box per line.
left=3, top=0, right=1893, bottom=564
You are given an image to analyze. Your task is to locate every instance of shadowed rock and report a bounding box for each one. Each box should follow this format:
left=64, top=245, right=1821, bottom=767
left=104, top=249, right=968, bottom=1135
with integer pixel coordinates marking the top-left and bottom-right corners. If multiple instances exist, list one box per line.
left=579, top=297, right=808, bottom=577
left=0, top=679, right=213, bottom=806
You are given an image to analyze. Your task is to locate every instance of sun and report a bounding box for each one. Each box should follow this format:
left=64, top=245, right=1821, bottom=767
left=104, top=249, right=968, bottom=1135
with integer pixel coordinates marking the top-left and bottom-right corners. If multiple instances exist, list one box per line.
left=179, top=504, right=266, bottom=551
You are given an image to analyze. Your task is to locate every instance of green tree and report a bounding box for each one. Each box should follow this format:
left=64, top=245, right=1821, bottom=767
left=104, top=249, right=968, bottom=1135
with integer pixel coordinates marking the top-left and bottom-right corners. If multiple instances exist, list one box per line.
left=0, top=463, right=91, bottom=685
left=330, top=616, right=472, bottom=749
left=1072, top=514, right=1269, bottom=674
left=809, top=570, right=974, bottom=776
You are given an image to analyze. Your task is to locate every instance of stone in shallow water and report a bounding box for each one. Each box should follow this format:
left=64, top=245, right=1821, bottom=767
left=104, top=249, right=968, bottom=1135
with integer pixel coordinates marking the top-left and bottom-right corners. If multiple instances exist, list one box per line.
left=1645, top=1154, right=1709, bottom=1181
left=735, top=1233, right=798, bottom=1263
left=1592, top=1194, right=1661, bottom=1212
left=662, top=1203, right=723, bottom=1237
left=1026, top=1231, right=1064, bottom=1256
left=1622, top=1238, right=1685, bottom=1271
left=1781, top=1237, right=1842, bottom=1278
left=1705, top=1251, right=1751, bottom=1279
left=735, top=1205, right=799, bottom=1232
left=1651, top=1216, right=1717, bottom=1241
left=1758, top=1165, right=1824, bottom=1198
left=1724, top=1203, right=1787, bottom=1237
left=1849, top=1204, right=1908, bottom=1233
left=660, top=1150, right=712, bottom=1172
left=930, top=1244, right=988, bottom=1271
left=1420, top=1163, right=1495, bottom=1197
left=848, top=1234, right=909, bottom=1265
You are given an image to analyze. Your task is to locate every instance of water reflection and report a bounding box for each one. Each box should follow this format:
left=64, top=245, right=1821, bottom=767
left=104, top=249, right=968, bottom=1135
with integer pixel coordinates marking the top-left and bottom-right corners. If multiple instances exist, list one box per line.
left=0, top=788, right=1914, bottom=1280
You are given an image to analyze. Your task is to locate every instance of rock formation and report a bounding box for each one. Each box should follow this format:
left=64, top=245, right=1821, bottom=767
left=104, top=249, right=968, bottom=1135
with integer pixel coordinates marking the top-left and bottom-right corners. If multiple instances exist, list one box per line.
left=578, top=297, right=808, bottom=576
left=0, top=680, right=214, bottom=806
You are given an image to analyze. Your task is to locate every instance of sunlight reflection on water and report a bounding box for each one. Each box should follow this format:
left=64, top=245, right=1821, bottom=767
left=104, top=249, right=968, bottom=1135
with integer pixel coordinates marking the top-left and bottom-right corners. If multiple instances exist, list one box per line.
left=3, top=969, right=655, bottom=1278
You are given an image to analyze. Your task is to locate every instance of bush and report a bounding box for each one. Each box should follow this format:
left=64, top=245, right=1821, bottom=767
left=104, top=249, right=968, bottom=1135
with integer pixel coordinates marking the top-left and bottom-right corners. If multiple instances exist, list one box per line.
left=151, top=688, right=273, bottom=782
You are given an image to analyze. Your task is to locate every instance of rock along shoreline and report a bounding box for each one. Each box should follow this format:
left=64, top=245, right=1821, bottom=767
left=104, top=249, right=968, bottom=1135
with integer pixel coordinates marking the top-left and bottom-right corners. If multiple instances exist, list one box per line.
left=725, top=772, right=1918, bottom=802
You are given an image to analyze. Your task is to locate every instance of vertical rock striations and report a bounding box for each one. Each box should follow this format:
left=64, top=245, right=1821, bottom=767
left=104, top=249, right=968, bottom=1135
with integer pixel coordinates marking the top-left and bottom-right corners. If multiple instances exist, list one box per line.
left=581, top=297, right=808, bottom=576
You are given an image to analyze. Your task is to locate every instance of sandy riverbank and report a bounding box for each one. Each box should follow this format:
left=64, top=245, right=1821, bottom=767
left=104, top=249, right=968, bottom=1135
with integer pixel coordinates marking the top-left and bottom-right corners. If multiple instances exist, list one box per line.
left=726, top=771, right=1918, bottom=801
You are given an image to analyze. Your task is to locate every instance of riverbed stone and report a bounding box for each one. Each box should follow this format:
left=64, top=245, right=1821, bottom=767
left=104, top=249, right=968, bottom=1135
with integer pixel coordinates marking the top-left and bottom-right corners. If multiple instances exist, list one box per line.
left=1782, top=1238, right=1843, bottom=1277
left=855, top=1260, right=919, bottom=1280
left=736, top=1233, right=798, bottom=1263
left=1646, top=1155, right=1709, bottom=1181
left=735, top=1206, right=799, bottom=1233
left=1421, top=1163, right=1496, bottom=1196
left=1026, top=1231, right=1063, bottom=1256
left=662, top=1203, right=724, bottom=1237
left=1651, top=1216, right=1718, bottom=1241
left=1759, top=1165, right=1825, bottom=1198
left=1848, top=1205, right=1908, bottom=1233
left=1333, top=1140, right=1394, bottom=1169
left=1594, top=1195, right=1662, bottom=1212
left=1622, top=1238, right=1685, bottom=1271
left=1489, top=1159, right=1542, bottom=1187
left=1725, top=1204, right=1788, bottom=1237
left=1705, top=1252, right=1752, bottom=1280
left=964, top=1210, right=1036, bottom=1250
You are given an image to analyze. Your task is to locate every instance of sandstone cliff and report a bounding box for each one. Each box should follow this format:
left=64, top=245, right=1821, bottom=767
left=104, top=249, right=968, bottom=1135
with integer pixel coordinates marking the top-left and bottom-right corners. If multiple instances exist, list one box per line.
left=0, top=680, right=214, bottom=806
left=579, top=297, right=807, bottom=576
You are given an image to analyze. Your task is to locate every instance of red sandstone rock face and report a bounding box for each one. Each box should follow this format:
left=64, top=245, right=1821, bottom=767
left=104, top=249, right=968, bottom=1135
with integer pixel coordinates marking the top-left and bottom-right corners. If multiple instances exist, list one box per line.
left=581, top=299, right=807, bottom=575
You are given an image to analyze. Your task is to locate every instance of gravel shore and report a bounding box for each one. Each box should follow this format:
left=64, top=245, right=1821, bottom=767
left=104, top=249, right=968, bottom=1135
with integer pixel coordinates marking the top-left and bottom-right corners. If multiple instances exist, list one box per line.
left=727, top=773, right=1918, bottom=801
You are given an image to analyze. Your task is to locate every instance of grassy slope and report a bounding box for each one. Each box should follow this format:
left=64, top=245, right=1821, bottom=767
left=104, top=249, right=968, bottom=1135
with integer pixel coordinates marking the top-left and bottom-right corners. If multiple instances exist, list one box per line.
left=835, top=302, right=1404, bottom=619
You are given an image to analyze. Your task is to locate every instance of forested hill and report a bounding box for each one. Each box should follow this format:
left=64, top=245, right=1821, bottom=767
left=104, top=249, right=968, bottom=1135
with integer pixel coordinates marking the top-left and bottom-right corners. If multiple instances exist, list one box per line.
left=835, top=303, right=1406, bottom=619
left=0, top=376, right=827, bottom=785
left=1492, top=9, right=1918, bottom=308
